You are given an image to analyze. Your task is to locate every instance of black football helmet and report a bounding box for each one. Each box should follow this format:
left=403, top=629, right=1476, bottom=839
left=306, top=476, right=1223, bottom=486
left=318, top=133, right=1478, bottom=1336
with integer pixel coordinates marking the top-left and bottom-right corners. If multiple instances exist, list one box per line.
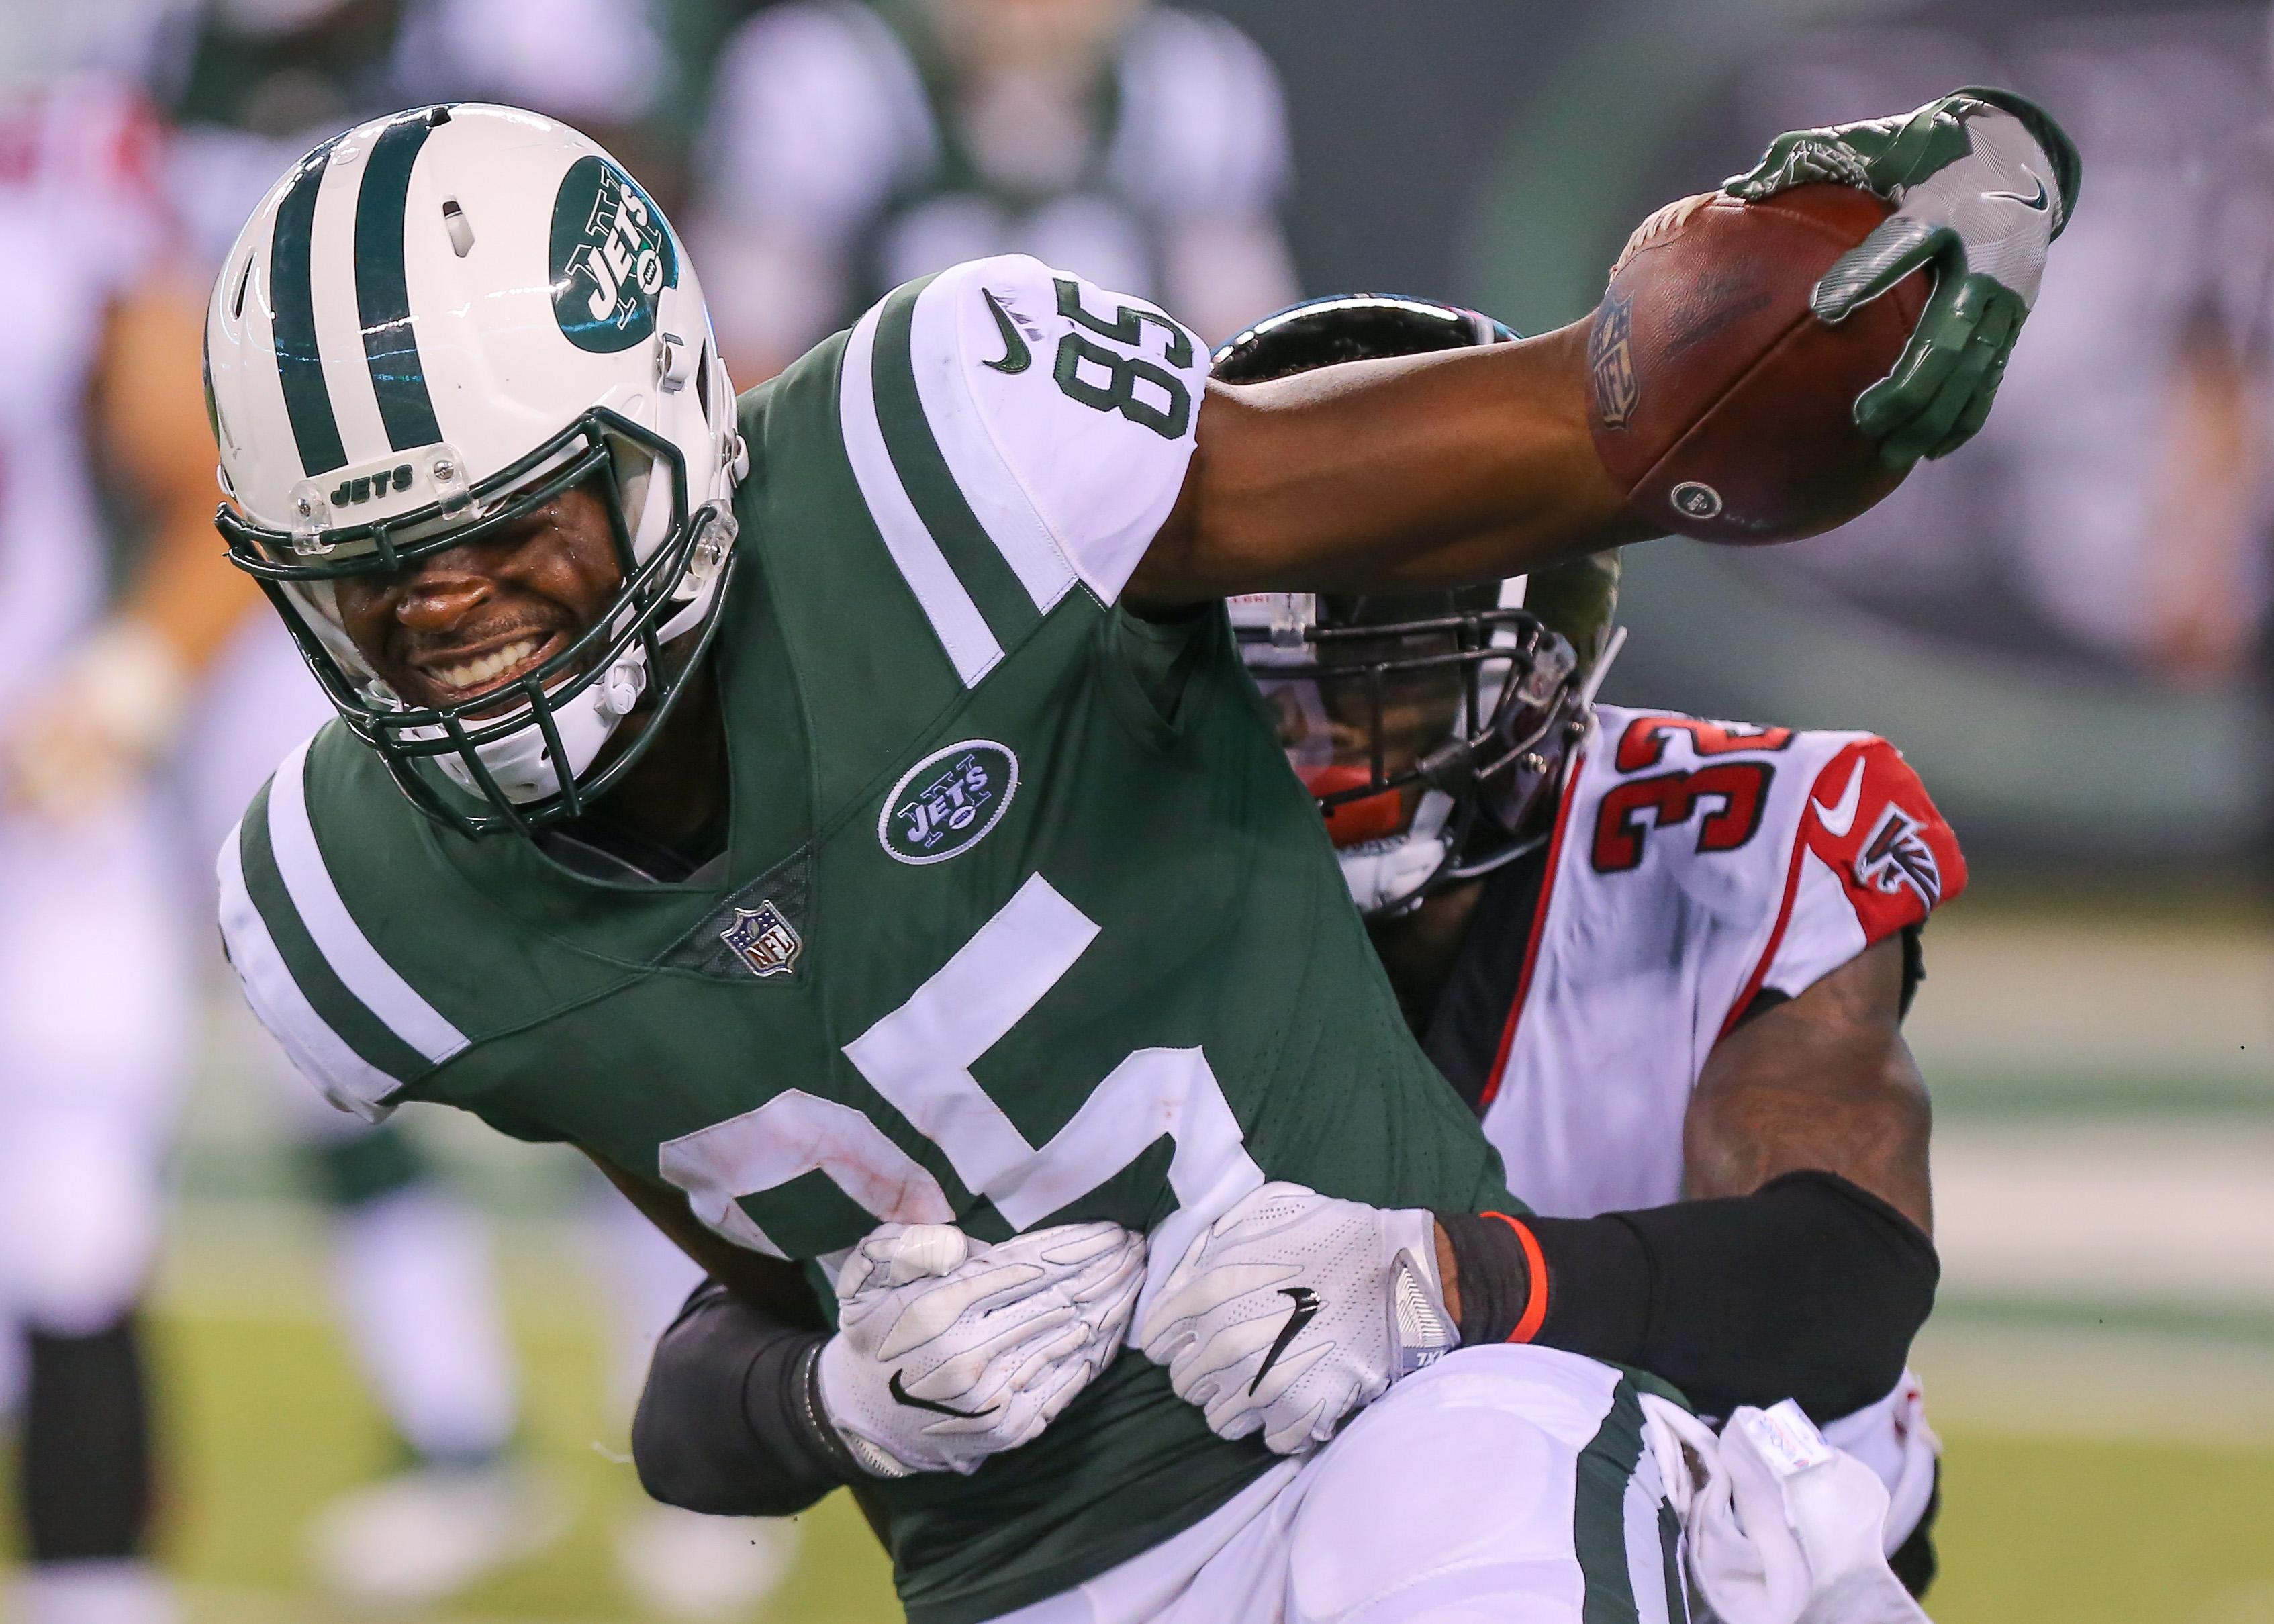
left=1215, top=295, right=1621, bottom=918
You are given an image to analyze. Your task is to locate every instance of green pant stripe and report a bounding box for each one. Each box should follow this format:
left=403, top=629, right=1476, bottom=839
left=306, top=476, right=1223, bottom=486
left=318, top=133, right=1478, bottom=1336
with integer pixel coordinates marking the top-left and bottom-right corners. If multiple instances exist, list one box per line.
left=1575, top=1375, right=1647, bottom=1624
left=239, top=783, right=428, bottom=1084
left=870, top=277, right=1045, bottom=651
left=1657, top=1496, right=1689, bottom=1623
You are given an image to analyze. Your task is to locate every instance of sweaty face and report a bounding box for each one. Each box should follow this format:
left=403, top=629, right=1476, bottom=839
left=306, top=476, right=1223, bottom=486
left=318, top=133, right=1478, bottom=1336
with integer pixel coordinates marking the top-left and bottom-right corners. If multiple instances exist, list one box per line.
left=331, top=485, right=623, bottom=714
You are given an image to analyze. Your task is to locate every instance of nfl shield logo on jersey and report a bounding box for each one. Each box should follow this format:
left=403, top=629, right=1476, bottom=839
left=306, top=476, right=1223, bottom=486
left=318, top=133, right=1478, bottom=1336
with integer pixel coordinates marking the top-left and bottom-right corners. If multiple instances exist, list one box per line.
left=720, top=900, right=803, bottom=978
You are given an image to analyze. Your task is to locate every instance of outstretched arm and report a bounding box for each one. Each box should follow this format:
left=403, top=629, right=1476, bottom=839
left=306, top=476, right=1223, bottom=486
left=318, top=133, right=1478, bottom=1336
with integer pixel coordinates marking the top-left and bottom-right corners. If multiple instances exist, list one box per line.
left=1128, top=322, right=1654, bottom=607
left=1127, top=87, right=2077, bottom=609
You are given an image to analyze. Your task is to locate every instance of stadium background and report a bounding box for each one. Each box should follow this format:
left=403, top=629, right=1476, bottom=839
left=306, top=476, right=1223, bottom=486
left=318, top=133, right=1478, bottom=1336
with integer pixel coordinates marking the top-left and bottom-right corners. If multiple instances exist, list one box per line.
left=2, top=0, right=2269, bottom=1619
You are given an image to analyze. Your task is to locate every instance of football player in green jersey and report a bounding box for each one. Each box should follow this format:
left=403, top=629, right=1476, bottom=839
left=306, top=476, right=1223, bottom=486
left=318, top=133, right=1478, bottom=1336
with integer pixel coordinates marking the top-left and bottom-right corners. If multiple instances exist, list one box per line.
left=206, top=93, right=2074, bottom=1623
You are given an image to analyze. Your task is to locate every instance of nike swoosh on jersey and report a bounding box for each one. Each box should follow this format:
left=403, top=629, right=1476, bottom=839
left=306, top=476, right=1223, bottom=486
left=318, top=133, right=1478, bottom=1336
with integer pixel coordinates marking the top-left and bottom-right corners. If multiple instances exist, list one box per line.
left=982, top=289, right=1033, bottom=374
left=1813, top=759, right=1867, bottom=838
left=889, top=1369, right=999, bottom=1419
left=1984, top=173, right=2050, bottom=211
left=1249, top=1287, right=1321, bottom=1395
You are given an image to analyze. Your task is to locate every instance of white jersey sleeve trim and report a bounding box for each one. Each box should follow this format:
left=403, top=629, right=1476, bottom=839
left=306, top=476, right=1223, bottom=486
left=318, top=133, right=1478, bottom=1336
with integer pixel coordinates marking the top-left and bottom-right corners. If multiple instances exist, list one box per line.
left=841, top=297, right=1006, bottom=686
left=265, top=738, right=471, bottom=1066
left=928, top=256, right=1203, bottom=606
left=908, top=269, right=1082, bottom=614
left=216, top=820, right=402, bottom=1123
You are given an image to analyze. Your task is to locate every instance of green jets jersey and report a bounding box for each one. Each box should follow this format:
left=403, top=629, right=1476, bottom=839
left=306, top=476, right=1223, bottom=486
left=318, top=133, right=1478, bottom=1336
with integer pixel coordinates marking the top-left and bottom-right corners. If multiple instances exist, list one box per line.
left=220, top=254, right=1514, bottom=1624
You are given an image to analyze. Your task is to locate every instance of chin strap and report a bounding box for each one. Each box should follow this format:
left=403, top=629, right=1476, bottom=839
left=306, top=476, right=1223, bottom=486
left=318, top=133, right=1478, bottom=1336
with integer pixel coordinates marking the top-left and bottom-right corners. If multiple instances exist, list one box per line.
left=1337, top=790, right=1455, bottom=916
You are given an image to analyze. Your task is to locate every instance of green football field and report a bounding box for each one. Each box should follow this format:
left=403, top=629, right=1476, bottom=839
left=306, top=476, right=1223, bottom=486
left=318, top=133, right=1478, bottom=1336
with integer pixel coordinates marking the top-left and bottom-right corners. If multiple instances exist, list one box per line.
left=8, top=899, right=2269, bottom=1623
left=48, top=1288, right=2274, bottom=1624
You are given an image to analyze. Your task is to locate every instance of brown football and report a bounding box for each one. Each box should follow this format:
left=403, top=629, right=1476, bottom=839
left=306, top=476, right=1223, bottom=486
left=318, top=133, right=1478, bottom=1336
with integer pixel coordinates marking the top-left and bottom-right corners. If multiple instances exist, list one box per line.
left=1584, top=184, right=1928, bottom=544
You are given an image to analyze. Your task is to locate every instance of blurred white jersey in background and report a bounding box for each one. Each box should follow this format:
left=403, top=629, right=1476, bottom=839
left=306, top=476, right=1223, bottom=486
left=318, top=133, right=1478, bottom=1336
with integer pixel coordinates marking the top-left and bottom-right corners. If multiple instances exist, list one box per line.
left=693, top=0, right=1298, bottom=372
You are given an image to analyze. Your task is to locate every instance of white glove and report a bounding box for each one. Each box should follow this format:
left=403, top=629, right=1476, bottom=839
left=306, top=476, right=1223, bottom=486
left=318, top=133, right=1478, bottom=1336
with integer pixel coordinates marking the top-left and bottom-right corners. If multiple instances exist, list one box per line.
left=1821, top=1370, right=1942, bottom=1559
left=1137, top=1182, right=1456, bottom=1455
left=1644, top=1396, right=1931, bottom=1624
left=818, top=1220, right=1144, bottom=1478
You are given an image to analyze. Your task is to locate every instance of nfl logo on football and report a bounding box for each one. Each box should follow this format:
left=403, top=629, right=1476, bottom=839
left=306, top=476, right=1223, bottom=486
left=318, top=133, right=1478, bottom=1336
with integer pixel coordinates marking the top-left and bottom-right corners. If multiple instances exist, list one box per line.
left=1588, top=290, right=1638, bottom=430
left=720, top=900, right=802, bottom=979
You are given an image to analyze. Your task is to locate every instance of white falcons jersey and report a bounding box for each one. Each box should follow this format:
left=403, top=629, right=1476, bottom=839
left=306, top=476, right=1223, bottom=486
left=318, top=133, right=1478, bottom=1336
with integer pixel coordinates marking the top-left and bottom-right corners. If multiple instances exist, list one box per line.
left=0, top=81, right=164, bottom=704
left=1474, top=703, right=1966, bottom=1220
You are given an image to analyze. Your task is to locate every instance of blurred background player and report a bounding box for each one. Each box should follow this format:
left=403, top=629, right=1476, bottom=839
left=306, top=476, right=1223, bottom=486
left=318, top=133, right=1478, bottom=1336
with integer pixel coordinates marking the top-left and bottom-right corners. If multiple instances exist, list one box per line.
left=0, top=66, right=198, bottom=1624
left=1217, top=295, right=1956, bottom=1593
left=2139, top=7, right=2274, bottom=877
left=0, top=0, right=785, bottom=1613
left=688, top=0, right=1299, bottom=381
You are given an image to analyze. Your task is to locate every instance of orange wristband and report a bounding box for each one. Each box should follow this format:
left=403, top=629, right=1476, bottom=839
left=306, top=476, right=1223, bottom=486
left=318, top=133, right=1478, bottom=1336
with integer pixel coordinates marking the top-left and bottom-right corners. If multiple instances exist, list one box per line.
left=1481, top=1211, right=1549, bottom=1344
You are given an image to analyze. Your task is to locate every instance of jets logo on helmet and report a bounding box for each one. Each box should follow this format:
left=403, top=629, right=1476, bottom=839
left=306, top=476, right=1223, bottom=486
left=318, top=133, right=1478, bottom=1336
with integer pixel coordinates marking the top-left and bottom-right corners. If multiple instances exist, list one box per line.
left=550, top=155, right=677, bottom=352
left=203, top=104, right=749, bottom=837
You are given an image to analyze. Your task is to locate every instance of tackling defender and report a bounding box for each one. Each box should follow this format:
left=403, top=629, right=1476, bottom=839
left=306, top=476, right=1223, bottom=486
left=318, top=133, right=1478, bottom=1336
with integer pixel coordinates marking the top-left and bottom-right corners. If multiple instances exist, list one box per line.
left=210, top=95, right=2072, bottom=1621
left=1209, top=295, right=1955, bottom=1588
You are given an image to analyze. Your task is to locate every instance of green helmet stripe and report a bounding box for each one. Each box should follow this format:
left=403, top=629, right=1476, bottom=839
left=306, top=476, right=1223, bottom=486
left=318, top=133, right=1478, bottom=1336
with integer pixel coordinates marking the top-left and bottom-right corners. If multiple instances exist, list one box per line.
left=354, top=110, right=445, bottom=452
left=870, top=275, right=1043, bottom=651
left=269, top=135, right=347, bottom=477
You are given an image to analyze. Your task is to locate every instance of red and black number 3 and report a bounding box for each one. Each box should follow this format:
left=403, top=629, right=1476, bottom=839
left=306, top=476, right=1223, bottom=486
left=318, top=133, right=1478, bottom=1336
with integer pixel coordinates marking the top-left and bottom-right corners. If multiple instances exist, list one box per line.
left=1591, top=716, right=1788, bottom=874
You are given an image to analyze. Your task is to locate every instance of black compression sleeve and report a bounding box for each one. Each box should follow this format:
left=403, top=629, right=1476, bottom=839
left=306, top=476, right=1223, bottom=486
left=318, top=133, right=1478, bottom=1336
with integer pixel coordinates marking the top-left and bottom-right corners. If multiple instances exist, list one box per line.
left=1439, top=1171, right=1938, bottom=1421
left=631, top=1280, right=872, bottom=1516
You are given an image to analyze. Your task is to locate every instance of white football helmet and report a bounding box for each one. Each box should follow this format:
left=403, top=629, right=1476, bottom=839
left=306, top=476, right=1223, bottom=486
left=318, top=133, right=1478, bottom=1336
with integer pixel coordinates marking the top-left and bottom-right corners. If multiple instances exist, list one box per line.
left=204, top=103, right=747, bottom=835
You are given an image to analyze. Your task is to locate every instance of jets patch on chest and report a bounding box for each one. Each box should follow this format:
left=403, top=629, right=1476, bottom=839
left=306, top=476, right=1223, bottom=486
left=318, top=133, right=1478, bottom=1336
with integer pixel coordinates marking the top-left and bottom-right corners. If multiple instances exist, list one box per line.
left=879, top=740, right=1018, bottom=865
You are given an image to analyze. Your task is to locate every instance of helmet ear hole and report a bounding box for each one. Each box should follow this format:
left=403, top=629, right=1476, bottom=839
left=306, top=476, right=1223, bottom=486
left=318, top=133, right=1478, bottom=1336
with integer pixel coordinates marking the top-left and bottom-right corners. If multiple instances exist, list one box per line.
left=695, top=338, right=713, bottom=420
left=230, top=253, right=254, bottom=320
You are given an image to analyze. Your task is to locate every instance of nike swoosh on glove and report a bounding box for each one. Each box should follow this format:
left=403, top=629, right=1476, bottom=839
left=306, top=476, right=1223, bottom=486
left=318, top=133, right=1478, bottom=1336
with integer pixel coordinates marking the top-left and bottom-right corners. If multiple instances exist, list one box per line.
left=1725, top=87, right=2082, bottom=468
left=1137, top=1182, right=1455, bottom=1455
left=818, top=1220, right=1145, bottom=1478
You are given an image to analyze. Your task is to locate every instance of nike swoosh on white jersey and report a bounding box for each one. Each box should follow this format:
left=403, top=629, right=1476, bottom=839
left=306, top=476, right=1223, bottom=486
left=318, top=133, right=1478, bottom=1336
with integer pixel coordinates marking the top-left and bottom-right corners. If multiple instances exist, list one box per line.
left=1813, top=759, right=1866, bottom=838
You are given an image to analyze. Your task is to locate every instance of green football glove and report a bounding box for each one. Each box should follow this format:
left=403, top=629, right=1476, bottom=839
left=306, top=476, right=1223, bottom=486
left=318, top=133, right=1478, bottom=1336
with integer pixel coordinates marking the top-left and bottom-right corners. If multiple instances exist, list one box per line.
left=1725, top=88, right=2082, bottom=469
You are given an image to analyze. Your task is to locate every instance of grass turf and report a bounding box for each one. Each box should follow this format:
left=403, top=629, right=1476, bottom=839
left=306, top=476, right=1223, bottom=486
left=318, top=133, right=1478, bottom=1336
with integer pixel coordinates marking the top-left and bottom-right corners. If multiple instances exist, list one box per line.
left=22, top=1302, right=2251, bottom=1623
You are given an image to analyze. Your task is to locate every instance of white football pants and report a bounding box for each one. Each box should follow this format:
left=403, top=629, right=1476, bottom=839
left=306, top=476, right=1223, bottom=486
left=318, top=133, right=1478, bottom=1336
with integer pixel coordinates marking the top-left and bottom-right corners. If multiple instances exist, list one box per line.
left=991, top=1345, right=1685, bottom=1624
left=0, top=798, right=192, bottom=1339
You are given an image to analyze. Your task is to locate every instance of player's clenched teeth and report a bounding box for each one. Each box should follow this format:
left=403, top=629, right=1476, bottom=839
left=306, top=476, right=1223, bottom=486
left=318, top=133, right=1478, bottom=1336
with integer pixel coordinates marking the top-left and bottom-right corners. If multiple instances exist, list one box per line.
left=419, top=635, right=549, bottom=699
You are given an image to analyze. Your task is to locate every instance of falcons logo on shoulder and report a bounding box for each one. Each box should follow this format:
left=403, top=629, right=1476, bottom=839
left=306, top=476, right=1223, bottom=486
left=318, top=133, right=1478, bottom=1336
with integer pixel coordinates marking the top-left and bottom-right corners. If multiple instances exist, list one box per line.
left=1854, top=804, right=1942, bottom=906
